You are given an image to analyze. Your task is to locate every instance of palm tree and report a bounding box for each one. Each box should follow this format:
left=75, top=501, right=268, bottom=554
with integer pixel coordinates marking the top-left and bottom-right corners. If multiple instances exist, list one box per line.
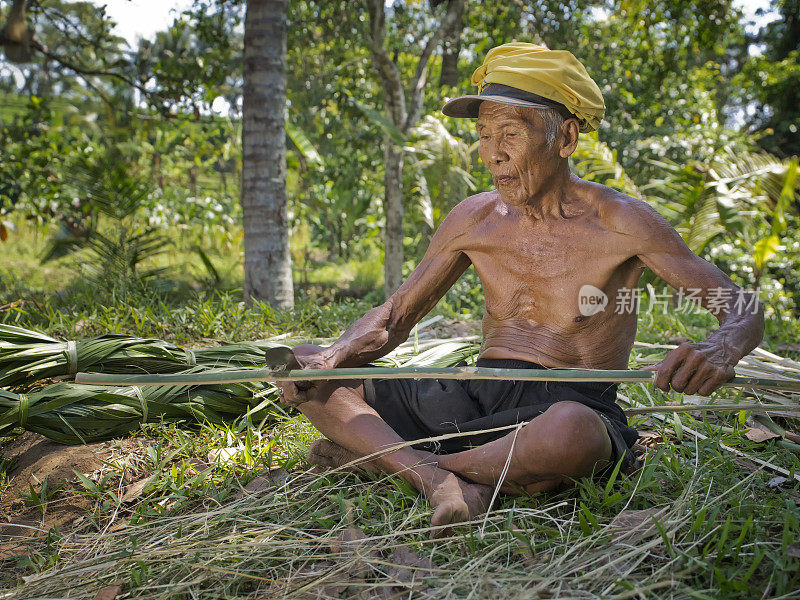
left=573, top=135, right=800, bottom=287
left=241, top=0, right=293, bottom=308
left=408, top=115, right=476, bottom=238
left=642, top=149, right=797, bottom=257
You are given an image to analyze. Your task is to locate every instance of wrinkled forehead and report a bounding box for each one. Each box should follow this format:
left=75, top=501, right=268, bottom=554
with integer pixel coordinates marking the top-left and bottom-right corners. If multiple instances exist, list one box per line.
left=476, top=101, right=540, bottom=127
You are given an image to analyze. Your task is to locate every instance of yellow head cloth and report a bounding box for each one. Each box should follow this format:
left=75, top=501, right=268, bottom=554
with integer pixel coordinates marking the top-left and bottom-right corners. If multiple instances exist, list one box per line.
left=470, top=42, right=605, bottom=133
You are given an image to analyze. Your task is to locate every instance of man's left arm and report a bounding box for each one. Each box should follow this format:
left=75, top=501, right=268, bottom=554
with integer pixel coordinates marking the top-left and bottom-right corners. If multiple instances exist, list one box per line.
left=626, top=200, right=765, bottom=395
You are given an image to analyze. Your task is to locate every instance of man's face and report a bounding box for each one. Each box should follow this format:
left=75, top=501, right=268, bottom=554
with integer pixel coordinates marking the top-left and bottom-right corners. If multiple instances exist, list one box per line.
left=476, top=102, right=561, bottom=208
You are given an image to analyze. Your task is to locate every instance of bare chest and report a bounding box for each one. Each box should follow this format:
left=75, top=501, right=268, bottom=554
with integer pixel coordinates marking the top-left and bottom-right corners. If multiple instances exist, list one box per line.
left=463, top=216, right=641, bottom=325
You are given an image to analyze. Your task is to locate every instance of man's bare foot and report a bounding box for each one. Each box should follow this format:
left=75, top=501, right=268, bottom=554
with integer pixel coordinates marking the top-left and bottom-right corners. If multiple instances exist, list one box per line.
left=429, top=471, right=470, bottom=534
left=428, top=471, right=493, bottom=537
left=308, top=438, right=381, bottom=474
left=308, top=438, right=492, bottom=536
left=457, top=477, right=493, bottom=517
left=308, top=438, right=439, bottom=474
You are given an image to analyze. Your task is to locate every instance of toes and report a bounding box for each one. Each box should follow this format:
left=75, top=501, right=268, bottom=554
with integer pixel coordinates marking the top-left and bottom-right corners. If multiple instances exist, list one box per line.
left=309, top=438, right=329, bottom=456
left=308, top=443, right=338, bottom=467
left=430, top=504, right=453, bottom=530
left=308, top=438, right=380, bottom=474
left=308, top=452, right=333, bottom=467
left=454, top=504, right=470, bottom=523
left=430, top=500, right=470, bottom=539
left=430, top=499, right=469, bottom=528
left=309, top=438, right=354, bottom=462
left=316, top=438, right=341, bottom=455
left=308, top=438, right=342, bottom=465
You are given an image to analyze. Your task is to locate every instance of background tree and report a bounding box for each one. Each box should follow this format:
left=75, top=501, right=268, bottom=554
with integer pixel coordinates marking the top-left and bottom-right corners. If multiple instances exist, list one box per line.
left=364, top=0, right=464, bottom=297
left=1, top=0, right=798, bottom=316
left=242, top=0, right=293, bottom=308
left=735, top=0, right=800, bottom=158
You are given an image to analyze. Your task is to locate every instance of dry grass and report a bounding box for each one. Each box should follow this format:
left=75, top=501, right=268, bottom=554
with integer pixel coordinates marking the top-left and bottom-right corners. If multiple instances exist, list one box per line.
left=1, top=445, right=789, bottom=600
left=1, top=337, right=799, bottom=598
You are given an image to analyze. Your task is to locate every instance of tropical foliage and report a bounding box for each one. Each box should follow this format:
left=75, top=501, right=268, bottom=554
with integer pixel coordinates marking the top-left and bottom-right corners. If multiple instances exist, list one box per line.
left=1, top=3, right=799, bottom=595
left=2, top=1, right=797, bottom=311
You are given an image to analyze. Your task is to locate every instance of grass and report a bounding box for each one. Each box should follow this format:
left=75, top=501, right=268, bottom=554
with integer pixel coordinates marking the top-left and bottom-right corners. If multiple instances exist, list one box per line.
left=0, top=218, right=382, bottom=343
left=303, top=258, right=385, bottom=301
left=1, top=221, right=800, bottom=598
left=2, top=406, right=799, bottom=598
left=18, top=477, right=62, bottom=520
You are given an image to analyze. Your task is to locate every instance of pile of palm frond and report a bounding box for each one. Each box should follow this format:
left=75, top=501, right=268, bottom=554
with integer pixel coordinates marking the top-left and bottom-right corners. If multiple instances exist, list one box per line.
left=0, top=374, right=284, bottom=444
left=0, top=325, right=186, bottom=389
left=0, top=324, right=478, bottom=444
left=0, top=324, right=297, bottom=443
left=0, top=324, right=299, bottom=389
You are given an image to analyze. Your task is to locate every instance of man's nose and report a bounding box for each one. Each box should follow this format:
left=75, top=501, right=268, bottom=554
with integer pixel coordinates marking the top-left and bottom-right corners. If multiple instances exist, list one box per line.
left=490, top=143, right=509, bottom=163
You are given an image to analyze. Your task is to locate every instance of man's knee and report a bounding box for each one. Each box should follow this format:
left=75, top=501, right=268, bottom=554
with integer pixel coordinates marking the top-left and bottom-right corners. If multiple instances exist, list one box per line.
left=298, top=379, right=367, bottom=412
left=538, top=401, right=612, bottom=469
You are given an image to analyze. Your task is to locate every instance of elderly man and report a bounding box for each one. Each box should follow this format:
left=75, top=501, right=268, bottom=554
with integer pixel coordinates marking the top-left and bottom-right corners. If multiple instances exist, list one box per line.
left=278, top=43, right=765, bottom=529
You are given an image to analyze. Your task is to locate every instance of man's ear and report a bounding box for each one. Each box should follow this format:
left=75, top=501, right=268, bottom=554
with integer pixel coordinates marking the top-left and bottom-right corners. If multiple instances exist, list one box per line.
left=558, top=118, right=580, bottom=158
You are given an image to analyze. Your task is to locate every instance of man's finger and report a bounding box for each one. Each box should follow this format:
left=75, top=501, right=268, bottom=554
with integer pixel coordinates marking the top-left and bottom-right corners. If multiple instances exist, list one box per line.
left=698, top=375, right=724, bottom=397
left=696, top=364, right=736, bottom=396
left=669, top=350, right=706, bottom=392
left=682, top=366, right=715, bottom=395
left=653, top=345, right=691, bottom=391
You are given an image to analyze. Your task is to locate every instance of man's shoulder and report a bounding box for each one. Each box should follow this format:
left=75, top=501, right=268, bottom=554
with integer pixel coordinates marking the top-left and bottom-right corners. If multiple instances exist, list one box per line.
left=578, top=179, right=683, bottom=258
left=453, top=189, right=503, bottom=213
left=426, top=191, right=501, bottom=252
left=579, top=179, right=665, bottom=235
left=442, top=190, right=504, bottom=226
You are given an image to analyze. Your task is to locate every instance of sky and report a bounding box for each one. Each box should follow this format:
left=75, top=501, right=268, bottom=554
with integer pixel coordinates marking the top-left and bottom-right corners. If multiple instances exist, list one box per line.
left=100, top=0, right=194, bottom=47
left=97, top=0, right=780, bottom=48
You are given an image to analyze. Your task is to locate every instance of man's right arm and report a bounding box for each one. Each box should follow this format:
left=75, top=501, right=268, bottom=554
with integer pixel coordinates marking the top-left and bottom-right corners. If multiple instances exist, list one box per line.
left=300, top=200, right=476, bottom=370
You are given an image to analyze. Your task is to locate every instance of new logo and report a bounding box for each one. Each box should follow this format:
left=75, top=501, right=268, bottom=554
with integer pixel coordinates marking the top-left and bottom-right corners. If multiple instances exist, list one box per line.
left=578, top=284, right=608, bottom=316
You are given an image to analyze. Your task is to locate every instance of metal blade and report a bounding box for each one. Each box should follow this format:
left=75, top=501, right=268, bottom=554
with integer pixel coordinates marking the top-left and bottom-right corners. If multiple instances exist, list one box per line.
left=263, top=345, right=312, bottom=390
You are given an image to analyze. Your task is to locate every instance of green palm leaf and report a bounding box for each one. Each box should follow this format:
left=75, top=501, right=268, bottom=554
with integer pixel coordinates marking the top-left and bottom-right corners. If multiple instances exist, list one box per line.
left=0, top=325, right=292, bottom=389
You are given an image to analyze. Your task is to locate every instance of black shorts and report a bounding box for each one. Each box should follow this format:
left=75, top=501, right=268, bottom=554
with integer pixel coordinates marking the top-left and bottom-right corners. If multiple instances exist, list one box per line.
left=363, top=358, right=639, bottom=475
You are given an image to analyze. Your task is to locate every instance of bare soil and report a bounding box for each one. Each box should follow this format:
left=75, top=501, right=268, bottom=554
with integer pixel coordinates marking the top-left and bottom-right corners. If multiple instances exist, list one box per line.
left=0, top=431, right=113, bottom=558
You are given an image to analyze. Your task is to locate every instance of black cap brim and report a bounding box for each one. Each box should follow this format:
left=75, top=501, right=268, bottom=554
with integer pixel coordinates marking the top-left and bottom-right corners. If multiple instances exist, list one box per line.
left=441, top=94, right=553, bottom=118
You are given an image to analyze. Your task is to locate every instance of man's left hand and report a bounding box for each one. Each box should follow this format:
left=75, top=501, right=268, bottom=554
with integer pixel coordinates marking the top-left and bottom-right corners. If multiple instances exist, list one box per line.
left=642, top=341, right=736, bottom=396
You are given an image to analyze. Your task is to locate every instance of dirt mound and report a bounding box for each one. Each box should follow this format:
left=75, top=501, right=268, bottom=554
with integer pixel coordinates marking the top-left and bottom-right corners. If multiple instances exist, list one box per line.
left=0, top=432, right=113, bottom=554
left=1, top=431, right=110, bottom=504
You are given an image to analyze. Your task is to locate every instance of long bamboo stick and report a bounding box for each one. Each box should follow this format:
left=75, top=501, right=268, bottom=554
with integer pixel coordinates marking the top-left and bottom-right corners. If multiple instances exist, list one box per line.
left=624, top=403, right=800, bottom=417
left=75, top=366, right=800, bottom=393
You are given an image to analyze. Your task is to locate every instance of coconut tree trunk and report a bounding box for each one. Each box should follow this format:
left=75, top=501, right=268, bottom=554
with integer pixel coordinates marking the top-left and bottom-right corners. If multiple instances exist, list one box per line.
left=241, top=0, right=294, bottom=308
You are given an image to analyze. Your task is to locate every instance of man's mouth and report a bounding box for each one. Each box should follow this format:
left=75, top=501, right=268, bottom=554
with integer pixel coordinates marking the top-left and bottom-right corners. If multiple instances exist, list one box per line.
left=495, top=175, right=517, bottom=185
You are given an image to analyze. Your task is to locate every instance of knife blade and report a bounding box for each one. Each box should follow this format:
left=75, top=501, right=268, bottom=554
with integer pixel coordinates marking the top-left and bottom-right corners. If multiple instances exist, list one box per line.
left=264, top=346, right=313, bottom=391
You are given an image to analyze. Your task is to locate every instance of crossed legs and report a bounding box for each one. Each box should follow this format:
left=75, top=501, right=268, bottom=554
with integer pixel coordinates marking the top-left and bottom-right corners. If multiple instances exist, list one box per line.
left=296, top=378, right=487, bottom=529
left=290, top=352, right=613, bottom=530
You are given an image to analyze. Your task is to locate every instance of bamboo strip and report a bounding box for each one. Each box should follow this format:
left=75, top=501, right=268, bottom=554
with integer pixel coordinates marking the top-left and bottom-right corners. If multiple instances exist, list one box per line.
left=624, top=403, right=800, bottom=417
left=75, top=366, right=800, bottom=393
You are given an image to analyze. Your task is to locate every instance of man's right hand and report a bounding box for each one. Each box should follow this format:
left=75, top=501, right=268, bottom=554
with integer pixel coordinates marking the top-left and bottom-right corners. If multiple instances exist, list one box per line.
left=275, top=345, right=331, bottom=407
left=276, top=379, right=314, bottom=407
